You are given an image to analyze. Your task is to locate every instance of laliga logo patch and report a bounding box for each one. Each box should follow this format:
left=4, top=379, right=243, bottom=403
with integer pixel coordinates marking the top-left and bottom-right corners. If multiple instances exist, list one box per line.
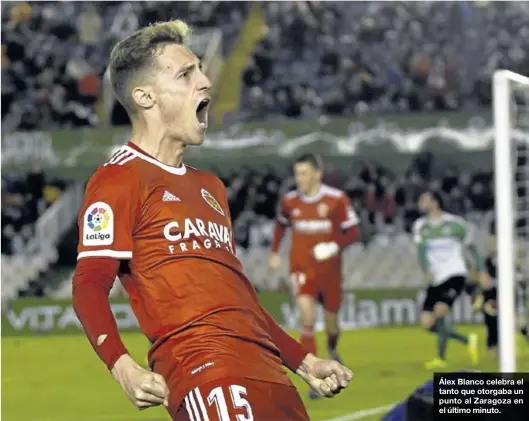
left=201, top=189, right=225, bottom=216
left=83, top=201, right=114, bottom=246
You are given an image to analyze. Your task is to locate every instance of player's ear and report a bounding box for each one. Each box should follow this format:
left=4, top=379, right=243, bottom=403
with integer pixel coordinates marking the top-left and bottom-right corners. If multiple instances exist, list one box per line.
left=131, top=86, right=155, bottom=110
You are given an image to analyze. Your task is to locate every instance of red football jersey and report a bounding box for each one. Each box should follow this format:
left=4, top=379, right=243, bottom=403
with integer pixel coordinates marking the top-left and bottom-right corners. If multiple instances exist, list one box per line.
left=77, top=142, right=291, bottom=405
left=277, top=185, right=359, bottom=281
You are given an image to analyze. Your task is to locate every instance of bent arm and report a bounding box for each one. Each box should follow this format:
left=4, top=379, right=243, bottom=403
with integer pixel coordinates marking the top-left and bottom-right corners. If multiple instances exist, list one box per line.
left=72, top=257, right=128, bottom=370
left=260, top=308, right=308, bottom=372
left=337, top=224, right=360, bottom=249
left=271, top=221, right=287, bottom=253
left=335, top=197, right=361, bottom=249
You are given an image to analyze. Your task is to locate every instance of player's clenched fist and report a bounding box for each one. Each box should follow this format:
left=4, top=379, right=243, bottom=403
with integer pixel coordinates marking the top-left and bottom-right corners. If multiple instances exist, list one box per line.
left=296, top=353, right=353, bottom=398
left=111, top=355, right=169, bottom=410
left=313, top=242, right=339, bottom=262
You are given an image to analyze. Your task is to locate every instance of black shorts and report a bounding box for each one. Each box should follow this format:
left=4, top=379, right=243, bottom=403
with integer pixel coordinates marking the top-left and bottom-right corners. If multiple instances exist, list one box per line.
left=422, top=275, right=466, bottom=312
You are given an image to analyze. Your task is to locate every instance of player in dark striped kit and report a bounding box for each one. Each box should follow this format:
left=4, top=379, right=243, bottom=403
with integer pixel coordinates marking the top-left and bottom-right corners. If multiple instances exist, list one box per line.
left=466, top=216, right=528, bottom=357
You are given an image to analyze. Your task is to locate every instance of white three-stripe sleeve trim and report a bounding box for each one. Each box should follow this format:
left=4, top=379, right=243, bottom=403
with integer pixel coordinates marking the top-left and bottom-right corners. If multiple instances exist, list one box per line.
left=277, top=214, right=289, bottom=226
left=188, top=391, right=202, bottom=421
left=118, top=154, right=137, bottom=166
left=77, top=250, right=133, bottom=260
left=194, top=388, right=210, bottom=421
left=184, top=396, right=196, bottom=421
left=341, top=218, right=359, bottom=229
left=107, top=150, right=129, bottom=165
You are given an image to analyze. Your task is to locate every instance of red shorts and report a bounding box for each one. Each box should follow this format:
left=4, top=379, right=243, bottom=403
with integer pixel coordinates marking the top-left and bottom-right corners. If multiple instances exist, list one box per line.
left=171, top=376, right=310, bottom=421
left=290, top=272, right=342, bottom=313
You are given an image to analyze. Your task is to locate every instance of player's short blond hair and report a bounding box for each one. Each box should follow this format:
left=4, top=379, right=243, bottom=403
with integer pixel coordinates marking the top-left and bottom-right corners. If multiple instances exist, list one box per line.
left=108, top=20, right=192, bottom=114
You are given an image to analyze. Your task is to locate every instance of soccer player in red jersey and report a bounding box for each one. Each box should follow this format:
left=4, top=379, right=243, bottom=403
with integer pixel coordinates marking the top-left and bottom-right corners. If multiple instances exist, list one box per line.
left=72, top=20, right=353, bottom=421
left=269, top=154, right=360, bottom=398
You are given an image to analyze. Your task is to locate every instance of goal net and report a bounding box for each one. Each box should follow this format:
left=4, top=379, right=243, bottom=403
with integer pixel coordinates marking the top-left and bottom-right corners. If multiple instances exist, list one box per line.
left=493, top=70, right=529, bottom=372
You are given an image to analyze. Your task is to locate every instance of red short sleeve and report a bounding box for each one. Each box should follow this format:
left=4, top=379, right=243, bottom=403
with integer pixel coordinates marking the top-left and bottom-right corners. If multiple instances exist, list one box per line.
left=334, top=194, right=359, bottom=231
left=77, top=165, right=141, bottom=260
left=276, top=196, right=290, bottom=226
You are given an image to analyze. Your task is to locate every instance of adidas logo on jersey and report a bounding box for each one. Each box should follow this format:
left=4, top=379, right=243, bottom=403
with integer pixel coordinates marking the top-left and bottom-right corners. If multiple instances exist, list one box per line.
left=162, top=191, right=180, bottom=202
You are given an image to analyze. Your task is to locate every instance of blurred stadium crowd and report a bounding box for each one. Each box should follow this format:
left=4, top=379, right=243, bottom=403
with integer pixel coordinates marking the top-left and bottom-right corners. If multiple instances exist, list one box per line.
left=240, top=2, right=529, bottom=120
left=1, top=1, right=528, bottom=298
left=3, top=2, right=529, bottom=129
left=2, top=170, right=68, bottom=256
left=1, top=1, right=249, bottom=130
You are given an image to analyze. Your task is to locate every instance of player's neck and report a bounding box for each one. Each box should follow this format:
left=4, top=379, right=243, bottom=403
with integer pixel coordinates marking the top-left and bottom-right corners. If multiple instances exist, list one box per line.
left=130, top=123, right=185, bottom=168
left=429, top=209, right=443, bottom=220
left=303, top=184, right=322, bottom=198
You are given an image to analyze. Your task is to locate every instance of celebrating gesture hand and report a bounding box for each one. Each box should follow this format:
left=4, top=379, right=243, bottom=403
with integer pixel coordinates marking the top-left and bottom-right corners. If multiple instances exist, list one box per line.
left=296, top=354, right=353, bottom=398
left=111, top=355, right=169, bottom=410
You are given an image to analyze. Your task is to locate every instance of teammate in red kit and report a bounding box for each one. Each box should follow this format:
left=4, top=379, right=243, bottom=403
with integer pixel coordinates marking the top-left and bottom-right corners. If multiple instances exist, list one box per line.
left=72, top=20, right=353, bottom=421
left=269, top=154, right=360, bottom=398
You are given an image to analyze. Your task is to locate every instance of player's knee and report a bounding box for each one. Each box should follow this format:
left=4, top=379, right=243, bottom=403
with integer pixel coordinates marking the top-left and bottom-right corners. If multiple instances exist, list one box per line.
left=325, top=325, right=339, bottom=336
left=324, top=312, right=339, bottom=334
left=433, top=302, right=449, bottom=317
left=298, top=304, right=316, bottom=327
left=420, top=313, right=436, bottom=331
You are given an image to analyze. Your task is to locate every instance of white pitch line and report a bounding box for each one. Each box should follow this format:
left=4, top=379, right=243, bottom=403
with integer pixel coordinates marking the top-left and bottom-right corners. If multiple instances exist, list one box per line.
left=323, top=403, right=396, bottom=421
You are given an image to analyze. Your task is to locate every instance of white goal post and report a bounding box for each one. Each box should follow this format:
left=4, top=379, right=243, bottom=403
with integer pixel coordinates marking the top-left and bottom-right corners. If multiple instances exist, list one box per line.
left=493, top=70, right=529, bottom=373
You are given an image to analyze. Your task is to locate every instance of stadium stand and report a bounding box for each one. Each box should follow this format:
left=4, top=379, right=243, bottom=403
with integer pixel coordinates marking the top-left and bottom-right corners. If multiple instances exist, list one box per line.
left=1, top=170, right=83, bottom=300
left=1, top=1, right=250, bottom=130
left=3, top=2, right=529, bottom=129
left=239, top=2, right=529, bottom=120
left=2, top=170, right=68, bottom=254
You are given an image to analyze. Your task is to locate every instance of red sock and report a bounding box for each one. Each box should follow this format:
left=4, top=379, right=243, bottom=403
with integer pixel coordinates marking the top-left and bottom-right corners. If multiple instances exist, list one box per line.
left=327, top=332, right=339, bottom=353
left=300, top=327, right=317, bottom=356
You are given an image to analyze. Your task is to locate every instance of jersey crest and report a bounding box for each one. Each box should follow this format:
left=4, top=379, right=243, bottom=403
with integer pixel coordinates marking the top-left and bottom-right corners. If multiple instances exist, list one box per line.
left=317, top=203, right=329, bottom=218
left=201, top=189, right=225, bottom=216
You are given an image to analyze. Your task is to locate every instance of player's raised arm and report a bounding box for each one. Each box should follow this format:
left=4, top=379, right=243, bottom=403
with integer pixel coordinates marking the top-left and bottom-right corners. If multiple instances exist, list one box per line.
left=269, top=196, right=290, bottom=269
left=313, top=193, right=360, bottom=262
left=72, top=165, right=169, bottom=409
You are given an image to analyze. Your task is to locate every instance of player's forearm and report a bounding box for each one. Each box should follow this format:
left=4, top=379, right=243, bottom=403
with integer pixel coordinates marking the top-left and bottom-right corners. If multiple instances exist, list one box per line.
left=261, top=308, right=307, bottom=372
left=295, top=353, right=318, bottom=379
left=271, top=222, right=287, bottom=253
left=417, top=244, right=429, bottom=273
left=337, top=225, right=360, bottom=249
left=72, top=258, right=128, bottom=371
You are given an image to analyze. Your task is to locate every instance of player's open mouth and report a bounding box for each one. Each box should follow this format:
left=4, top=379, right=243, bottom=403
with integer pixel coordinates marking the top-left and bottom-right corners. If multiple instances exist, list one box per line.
left=196, top=98, right=210, bottom=129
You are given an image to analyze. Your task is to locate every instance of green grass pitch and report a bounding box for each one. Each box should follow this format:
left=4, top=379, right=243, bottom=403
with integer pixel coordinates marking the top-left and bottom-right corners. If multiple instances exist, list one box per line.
left=2, top=325, right=528, bottom=421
